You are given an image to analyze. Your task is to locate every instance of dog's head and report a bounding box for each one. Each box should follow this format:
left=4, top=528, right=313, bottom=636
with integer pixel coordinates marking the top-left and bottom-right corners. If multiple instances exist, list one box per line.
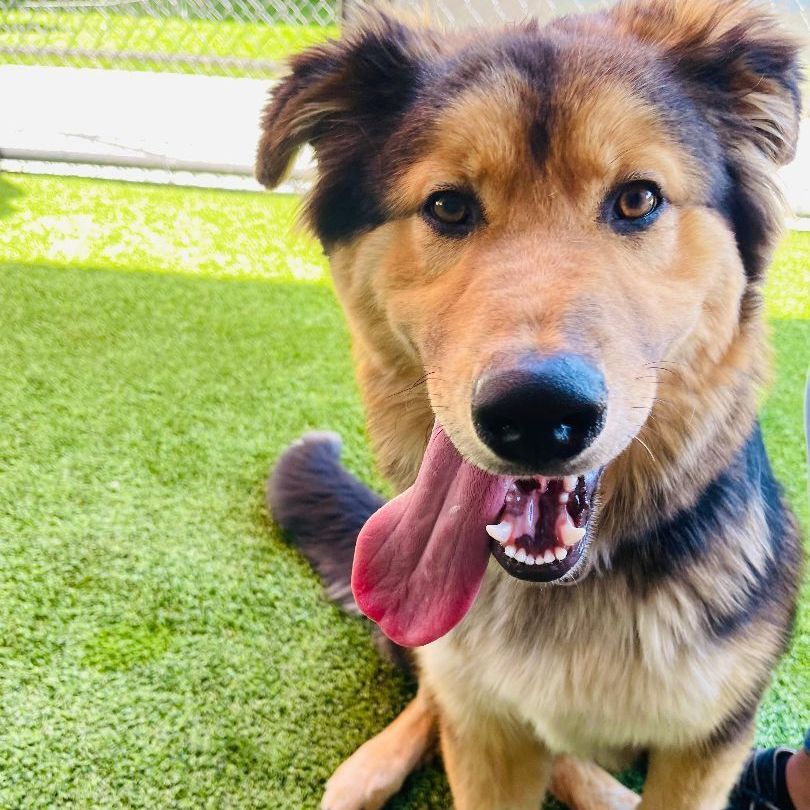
left=258, top=0, right=802, bottom=646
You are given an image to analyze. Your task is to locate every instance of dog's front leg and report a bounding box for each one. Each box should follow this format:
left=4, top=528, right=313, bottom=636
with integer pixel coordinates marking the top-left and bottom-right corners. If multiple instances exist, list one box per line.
left=439, top=700, right=552, bottom=810
left=321, top=687, right=437, bottom=810
left=639, top=732, right=753, bottom=810
left=549, top=755, right=640, bottom=810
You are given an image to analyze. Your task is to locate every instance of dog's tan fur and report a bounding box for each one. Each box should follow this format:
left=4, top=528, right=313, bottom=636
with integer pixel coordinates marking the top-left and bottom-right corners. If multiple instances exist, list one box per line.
left=259, top=1, right=804, bottom=806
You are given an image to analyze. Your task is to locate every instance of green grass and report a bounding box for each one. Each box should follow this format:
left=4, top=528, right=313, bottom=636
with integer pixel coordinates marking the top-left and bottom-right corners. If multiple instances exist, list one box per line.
left=0, top=11, right=337, bottom=77
left=0, top=172, right=807, bottom=808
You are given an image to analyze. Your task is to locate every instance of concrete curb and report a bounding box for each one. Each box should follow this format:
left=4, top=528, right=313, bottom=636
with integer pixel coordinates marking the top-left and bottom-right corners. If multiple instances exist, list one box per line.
left=2, top=65, right=808, bottom=216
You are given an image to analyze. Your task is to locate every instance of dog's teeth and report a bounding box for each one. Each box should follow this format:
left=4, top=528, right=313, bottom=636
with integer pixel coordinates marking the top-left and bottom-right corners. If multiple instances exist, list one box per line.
left=515, top=547, right=527, bottom=563
left=558, top=492, right=569, bottom=504
left=525, top=554, right=535, bottom=566
left=504, top=544, right=517, bottom=558
left=560, top=522, right=586, bottom=547
left=554, top=546, right=568, bottom=561
left=563, top=475, right=577, bottom=493
left=543, top=549, right=555, bottom=564
left=485, top=521, right=512, bottom=544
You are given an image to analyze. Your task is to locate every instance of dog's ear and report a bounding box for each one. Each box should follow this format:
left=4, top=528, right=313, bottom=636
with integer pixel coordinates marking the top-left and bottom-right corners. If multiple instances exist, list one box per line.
left=610, top=0, right=802, bottom=283
left=256, top=15, right=433, bottom=189
left=610, top=0, right=802, bottom=166
left=256, top=14, right=438, bottom=246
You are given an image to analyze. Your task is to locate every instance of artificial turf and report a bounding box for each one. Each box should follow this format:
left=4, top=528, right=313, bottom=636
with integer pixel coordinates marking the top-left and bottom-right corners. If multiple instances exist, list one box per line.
left=0, top=172, right=806, bottom=808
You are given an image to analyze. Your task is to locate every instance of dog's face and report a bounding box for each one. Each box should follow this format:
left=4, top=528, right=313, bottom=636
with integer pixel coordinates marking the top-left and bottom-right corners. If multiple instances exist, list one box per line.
left=258, top=0, right=801, bottom=644
left=362, top=49, right=749, bottom=479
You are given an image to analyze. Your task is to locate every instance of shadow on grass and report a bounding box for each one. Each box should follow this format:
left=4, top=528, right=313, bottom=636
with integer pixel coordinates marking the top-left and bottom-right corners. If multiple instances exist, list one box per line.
left=0, top=173, right=24, bottom=219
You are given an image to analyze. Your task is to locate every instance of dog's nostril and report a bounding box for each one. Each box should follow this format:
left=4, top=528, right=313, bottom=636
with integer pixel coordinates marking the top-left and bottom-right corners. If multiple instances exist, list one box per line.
left=472, top=353, right=607, bottom=469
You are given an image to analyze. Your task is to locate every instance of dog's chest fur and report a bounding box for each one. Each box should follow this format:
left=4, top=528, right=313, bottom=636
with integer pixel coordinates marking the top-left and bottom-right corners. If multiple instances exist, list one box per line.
left=418, top=557, right=755, bottom=765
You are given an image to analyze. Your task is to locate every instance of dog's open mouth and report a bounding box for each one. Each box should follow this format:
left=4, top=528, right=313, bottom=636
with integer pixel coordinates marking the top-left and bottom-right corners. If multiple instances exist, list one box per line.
left=488, top=474, right=598, bottom=582
left=351, top=422, right=600, bottom=648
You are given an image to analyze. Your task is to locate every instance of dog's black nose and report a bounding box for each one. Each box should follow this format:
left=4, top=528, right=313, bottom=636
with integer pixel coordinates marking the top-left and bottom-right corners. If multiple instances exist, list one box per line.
left=472, top=354, right=607, bottom=468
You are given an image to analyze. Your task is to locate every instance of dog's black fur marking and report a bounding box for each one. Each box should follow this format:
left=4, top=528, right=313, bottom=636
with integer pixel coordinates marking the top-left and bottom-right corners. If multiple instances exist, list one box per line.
left=310, top=154, right=390, bottom=254
left=703, top=684, right=761, bottom=749
left=307, top=22, right=427, bottom=248
left=613, top=425, right=800, bottom=643
left=500, top=34, right=558, bottom=167
left=267, top=433, right=412, bottom=671
left=658, top=19, right=802, bottom=285
left=706, top=430, right=800, bottom=642
left=717, top=160, right=771, bottom=285
left=256, top=16, right=431, bottom=249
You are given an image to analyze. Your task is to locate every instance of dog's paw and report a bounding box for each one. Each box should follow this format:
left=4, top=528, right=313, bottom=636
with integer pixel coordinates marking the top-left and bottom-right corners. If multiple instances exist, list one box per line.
left=321, top=739, right=408, bottom=810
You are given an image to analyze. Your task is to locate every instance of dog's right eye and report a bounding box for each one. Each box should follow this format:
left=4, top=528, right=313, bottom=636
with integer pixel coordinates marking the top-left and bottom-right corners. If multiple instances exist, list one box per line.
left=422, top=191, right=480, bottom=236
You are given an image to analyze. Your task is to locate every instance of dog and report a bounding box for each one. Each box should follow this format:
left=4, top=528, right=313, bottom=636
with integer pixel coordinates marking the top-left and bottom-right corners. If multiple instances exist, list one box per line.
left=257, top=1, right=804, bottom=807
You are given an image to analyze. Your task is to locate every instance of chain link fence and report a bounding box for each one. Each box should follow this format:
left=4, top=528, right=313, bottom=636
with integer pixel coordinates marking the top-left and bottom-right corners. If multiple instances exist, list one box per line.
left=1, top=0, right=805, bottom=79
left=393, top=0, right=809, bottom=29
left=0, top=0, right=340, bottom=77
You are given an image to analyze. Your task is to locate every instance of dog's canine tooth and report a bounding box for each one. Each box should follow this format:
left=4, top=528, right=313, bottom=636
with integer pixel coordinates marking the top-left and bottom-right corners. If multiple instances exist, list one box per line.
left=485, top=521, right=512, bottom=544
left=563, top=476, right=577, bottom=493
left=554, top=546, right=568, bottom=561
left=560, top=522, right=586, bottom=547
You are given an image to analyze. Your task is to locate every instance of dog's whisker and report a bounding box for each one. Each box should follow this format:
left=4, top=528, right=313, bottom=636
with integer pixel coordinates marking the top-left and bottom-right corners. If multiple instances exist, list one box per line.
left=631, top=408, right=669, bottom=429
left=645, top=365, right=684, bottom=379
left=638, top=422, right=665, bottom=442
left=633, top=398, right=680, bottom=416
left=649, top=359, right=687, bottom=369
left=387, top=371, right=440, bottom=401
left=644, top=411, right=670, bottom=432
left=635, top=371, right=683, bottom=386
left=632, top=434, right=657, bottom=463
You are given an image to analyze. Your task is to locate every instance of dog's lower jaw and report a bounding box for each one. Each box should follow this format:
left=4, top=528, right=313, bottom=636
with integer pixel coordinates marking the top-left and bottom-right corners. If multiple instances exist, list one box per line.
left=486, top=471, right=601, bottom=583
left=490, top=532, right=591, bottom=583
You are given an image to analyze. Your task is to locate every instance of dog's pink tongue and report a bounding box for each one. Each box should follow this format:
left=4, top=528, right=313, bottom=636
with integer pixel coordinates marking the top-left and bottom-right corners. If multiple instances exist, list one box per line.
left=351, top=423, right=510, bottom=647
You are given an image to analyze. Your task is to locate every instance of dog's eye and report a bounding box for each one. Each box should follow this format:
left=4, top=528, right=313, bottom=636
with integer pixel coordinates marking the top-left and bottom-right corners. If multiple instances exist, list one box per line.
left=614, top=181, right=662, bottom=221
left=431, top=193, right=468, bottom=224
left=422, top=191, right=480, bottom=236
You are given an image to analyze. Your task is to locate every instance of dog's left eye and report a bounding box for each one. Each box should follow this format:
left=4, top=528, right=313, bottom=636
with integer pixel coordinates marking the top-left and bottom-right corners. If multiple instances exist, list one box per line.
left=612, top=181, right=663, bottom=223
left=422, top=191, right=480, bottom=236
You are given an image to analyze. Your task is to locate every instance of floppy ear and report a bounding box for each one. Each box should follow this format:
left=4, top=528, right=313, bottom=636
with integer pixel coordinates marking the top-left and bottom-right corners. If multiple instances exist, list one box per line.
left=256, top=15, right=436, bottom=246
left=610, top=0, right=803, bottom=281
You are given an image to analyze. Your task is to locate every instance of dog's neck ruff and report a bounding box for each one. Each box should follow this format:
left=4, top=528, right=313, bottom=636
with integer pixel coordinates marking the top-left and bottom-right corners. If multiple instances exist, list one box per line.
left=351, top=423, right=598, bottom=647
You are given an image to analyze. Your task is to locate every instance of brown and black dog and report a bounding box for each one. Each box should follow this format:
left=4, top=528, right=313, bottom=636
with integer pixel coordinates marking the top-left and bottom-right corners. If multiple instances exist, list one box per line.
left=258, top=1, right=804, bottom=807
